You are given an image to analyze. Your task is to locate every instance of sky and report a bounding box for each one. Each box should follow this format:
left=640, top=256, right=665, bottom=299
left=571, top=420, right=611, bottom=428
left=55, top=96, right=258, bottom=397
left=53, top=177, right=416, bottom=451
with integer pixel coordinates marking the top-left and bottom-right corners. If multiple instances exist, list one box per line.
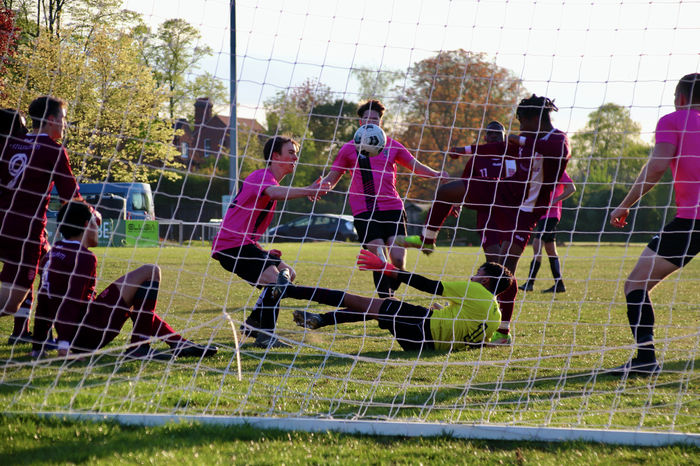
left=124, top=0, right=700, bottom=141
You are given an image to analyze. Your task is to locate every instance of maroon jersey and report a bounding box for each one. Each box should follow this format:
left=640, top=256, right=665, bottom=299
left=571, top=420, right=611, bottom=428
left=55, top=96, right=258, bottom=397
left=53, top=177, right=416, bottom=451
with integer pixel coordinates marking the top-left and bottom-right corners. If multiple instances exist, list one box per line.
left=461, top=154, right=517, bottom=180
left=35, top=240, right=97, bottom=343
left=470, top=129, right=570, bottom=211
left=0, top=134, right=80, bottom=242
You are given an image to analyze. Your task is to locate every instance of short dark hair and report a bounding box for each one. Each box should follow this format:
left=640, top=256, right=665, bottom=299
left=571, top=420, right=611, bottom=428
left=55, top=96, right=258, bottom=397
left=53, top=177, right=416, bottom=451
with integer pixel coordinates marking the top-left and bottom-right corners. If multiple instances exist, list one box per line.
left=677, top=73, right=700, bottom=105
left=28, top=96, right=66, bottom=129
left=57, top=201, right=93, bottom=239
left=516, top=94, right=558, bottom=124
left=263, top=136, right=298, bottom=165
left=485, top=120, right=505, bottom=139
left=479, top=262, right=513, bottom=296
left=357, top=100, right=386, bottom=119
left=0, top=108, right=28, bottom=138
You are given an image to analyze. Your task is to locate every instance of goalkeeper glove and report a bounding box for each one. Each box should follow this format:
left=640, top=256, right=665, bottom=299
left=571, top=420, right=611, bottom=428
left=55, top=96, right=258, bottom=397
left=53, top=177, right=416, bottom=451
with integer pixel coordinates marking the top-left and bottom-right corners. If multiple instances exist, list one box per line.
left=356, top=249, right=398, bottom=275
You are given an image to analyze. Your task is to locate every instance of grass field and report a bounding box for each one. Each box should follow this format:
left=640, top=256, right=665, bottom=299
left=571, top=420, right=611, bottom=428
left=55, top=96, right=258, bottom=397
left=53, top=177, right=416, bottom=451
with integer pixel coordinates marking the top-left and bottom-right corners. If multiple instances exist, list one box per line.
left=1, top=242, right=699, bottom=461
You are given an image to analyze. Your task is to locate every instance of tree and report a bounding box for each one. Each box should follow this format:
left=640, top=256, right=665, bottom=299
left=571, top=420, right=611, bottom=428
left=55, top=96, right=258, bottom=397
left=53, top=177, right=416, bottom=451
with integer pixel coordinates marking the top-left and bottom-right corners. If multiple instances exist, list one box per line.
left=398, top=49, right=523, bottom=200
left=0, top=6, right=19, bottom=98
left=571, top=103, right=650, bottom=185
left=1, top=25, right=181, bottom=182
left=139, top=18, right=214, bottom=120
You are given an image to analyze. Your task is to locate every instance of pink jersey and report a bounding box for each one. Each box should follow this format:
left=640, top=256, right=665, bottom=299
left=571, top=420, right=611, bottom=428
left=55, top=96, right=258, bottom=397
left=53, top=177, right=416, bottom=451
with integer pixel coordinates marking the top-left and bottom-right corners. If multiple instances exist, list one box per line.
left=331, top=137, right=415, bottom=216
left=35, top=240, right=98, bottom=343
left=0, top=134, right=80, bottom=242
left=212, top=168, right=279, bottom=252
left=655, top=109, right=700, bottom=219
left=542, top=171, right=573, bottom=220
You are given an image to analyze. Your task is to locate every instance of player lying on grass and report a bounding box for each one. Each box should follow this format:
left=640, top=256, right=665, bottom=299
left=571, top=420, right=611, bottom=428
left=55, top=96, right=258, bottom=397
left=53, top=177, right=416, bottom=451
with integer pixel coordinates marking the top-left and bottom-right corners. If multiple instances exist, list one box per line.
left=273, top=250, right=512, bottom=351
left=31, top=201, right=218, bottom=360
left=399, top=95, right=571, bottom=346
left=211, top=135, right=330, bottom=348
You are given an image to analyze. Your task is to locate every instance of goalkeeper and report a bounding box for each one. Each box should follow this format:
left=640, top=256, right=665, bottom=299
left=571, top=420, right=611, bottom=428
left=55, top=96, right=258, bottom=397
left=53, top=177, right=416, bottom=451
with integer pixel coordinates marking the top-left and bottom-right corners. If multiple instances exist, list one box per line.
left=282, top=250, right=512, bottom=351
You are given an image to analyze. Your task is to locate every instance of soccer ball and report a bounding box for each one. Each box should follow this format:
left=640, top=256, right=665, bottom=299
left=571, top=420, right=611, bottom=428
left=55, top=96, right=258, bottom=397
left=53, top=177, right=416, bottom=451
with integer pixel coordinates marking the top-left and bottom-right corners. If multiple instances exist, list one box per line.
left=353, top=124, right=386, bottom=156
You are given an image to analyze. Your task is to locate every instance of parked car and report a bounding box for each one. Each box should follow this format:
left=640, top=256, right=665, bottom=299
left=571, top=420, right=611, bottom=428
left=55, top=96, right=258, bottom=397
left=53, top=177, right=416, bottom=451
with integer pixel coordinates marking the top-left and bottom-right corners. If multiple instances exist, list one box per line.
left=265, top=214, right=358, bottom=242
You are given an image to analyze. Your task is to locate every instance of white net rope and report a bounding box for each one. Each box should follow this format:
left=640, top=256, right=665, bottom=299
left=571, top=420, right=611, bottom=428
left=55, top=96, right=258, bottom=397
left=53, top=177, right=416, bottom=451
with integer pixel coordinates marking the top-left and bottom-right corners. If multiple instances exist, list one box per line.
left=0, top=0, right=699, bottom=441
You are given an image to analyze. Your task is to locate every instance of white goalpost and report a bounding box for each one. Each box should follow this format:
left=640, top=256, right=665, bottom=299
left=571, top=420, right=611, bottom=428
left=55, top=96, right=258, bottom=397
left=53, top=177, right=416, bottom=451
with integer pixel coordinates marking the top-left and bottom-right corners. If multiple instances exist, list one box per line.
left=1, top=0, right=700, bottom=447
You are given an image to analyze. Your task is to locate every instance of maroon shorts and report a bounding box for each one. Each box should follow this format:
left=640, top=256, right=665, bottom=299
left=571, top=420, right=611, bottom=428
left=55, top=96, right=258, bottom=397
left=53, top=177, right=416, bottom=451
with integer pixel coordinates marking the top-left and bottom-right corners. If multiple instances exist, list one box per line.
left=72, top=283, right=131, bottom=351
left=484, top=206, right=541, bottom=249
left=0, top=233, right=50, bottom=289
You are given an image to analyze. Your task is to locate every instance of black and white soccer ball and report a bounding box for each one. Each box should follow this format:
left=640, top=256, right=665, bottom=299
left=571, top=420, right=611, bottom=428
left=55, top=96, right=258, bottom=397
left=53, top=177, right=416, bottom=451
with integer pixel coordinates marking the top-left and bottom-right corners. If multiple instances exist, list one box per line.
left=353, top=124, right=386, bottom=156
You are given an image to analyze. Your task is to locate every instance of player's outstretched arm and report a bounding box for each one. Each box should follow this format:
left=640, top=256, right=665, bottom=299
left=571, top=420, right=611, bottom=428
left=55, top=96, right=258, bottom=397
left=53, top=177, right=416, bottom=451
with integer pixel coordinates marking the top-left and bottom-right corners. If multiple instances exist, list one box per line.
left=357, top=250, right=443, bottom=295
left=265, top=180, right=332, bottom=201
left=610, top=142, right=675, bottom=228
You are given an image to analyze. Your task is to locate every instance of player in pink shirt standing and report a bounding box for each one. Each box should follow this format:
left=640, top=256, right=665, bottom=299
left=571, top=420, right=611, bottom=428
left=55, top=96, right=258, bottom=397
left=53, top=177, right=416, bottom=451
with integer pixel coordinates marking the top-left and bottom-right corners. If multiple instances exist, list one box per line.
left=212, top=136, right=329, bottom=347
left=520, top=171, right=576, bottom=293
left=317, top=100, right=447, bottom=298
left=609, top=73, right=700, bottom=376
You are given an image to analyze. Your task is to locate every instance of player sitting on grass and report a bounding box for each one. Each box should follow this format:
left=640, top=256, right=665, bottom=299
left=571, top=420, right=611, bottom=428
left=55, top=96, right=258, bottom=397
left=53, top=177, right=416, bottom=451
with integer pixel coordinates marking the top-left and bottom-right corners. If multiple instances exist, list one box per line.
left=279, top=250, right=512, bottom=352
left=31, top=201, right=217, bottom=360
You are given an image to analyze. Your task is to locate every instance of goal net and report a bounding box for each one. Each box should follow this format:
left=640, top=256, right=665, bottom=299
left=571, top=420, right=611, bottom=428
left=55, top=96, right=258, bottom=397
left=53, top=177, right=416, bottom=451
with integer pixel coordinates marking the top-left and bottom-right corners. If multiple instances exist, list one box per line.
left=1, top=0, right=698, bottom=446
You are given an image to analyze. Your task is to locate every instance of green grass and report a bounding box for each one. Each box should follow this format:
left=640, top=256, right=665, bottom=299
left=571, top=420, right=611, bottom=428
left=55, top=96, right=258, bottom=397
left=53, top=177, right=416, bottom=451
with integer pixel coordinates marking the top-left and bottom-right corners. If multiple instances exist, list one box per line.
left=2, top=415, right=699, bottom=465
left=2, top=242, right=700, bottom=461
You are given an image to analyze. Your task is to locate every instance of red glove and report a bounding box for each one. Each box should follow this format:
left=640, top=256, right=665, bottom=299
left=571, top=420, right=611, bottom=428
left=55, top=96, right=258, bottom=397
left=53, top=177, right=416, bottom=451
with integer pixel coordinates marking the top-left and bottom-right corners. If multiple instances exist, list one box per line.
left=356, top=249, right=398, bottom=275
left=269, top=249, right=282, bottom=258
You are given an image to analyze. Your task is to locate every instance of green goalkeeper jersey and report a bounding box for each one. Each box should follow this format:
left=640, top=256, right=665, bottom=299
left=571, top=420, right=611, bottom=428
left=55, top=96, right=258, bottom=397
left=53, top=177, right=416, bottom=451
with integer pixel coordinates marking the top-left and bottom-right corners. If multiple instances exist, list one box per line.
left=429, top=281, right=501, bottom=351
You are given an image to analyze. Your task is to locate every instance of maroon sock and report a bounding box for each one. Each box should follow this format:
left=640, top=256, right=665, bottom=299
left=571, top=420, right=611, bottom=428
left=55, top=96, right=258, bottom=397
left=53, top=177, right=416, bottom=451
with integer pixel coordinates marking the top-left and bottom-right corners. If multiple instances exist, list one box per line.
left=425, top=201, right=454, bottom=235
left=497, top=278, right=518, bottom=329
left=130, top=281, right=183, bottom=344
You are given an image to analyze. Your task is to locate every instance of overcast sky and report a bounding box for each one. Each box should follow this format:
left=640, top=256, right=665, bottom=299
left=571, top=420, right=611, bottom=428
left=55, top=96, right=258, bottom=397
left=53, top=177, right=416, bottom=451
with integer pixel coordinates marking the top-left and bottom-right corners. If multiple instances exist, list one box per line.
left=125, top=0, right=700, bottom=140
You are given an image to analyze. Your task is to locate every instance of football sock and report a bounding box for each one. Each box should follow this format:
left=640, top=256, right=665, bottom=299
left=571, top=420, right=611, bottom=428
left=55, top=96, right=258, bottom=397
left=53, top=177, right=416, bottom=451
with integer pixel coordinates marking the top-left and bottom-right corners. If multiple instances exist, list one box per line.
left=425, top=200, right=453, bottom=234
left=549, top=257, right=562, bottom=282
left=283, top=285, right=346, bottom=307
left=626, top=289, right=656, bottom=363
left=373, top=271, right=393, bottom=298
left=12, top=302, right=31, bottom=336
left=319, top=308, right=368, bottom=327
left=131, top=281, right=182, bottom=344
left=526, top=259, right=541, bottom=285
left=258, top=288, right=281, bottom=331
left=498, top=277, right=518, bottom=330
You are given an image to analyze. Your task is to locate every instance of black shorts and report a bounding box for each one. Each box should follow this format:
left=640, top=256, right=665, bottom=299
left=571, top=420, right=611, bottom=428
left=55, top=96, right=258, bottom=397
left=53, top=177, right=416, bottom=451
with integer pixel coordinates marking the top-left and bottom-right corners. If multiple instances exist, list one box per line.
left=534, top=217, right=559, bottom=243
left=213, top=244, right=282, bottom=285
left=377, top=299, right=434, bottom=351
left=647, top=217, right=700, bottom=267
left=354, top=210, right=407, bottom=244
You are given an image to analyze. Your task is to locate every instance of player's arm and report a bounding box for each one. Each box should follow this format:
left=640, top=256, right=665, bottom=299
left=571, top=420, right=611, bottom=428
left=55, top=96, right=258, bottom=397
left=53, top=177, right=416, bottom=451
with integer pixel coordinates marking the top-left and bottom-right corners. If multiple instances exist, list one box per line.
left=610, top=142, right=675, bottom=228
left=264, top=180, right=331, bottom=201
left=552, top=179, right=576, bottom=204
left=318, top=170, right=343, bottom=189
left=357, top=250, right=444, bottom=296
left=403, top=157, right=449, bottom=179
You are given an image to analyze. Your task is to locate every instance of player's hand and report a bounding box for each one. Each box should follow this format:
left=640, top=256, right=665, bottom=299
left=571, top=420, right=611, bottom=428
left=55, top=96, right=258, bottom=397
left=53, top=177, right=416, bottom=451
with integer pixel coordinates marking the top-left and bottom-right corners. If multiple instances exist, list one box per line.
left=447, top=146, right=466, bottom=160
left=508, top=134, right=524, bottom=146
left=449, top=205, right=461, bottom=218
left=356, top=249, right=398, bottom=274
left=307, top=178, right=331, bottom=201
left=610, top=206, right=630, bottom=228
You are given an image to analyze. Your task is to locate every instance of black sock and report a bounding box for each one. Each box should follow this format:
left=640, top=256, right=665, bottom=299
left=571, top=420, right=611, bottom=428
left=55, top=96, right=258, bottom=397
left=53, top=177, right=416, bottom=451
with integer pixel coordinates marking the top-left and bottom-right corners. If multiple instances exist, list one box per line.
left=283, top=285, right=346, bottom=307
left=527, top=260, right=541, bottom=284
left=626, top=289, right=656, bottom=363
left=319, top=308, right=368, bottom=327
left=549, top=257, right=562, bottom=282
left=373, top=271, right=393, bottom=298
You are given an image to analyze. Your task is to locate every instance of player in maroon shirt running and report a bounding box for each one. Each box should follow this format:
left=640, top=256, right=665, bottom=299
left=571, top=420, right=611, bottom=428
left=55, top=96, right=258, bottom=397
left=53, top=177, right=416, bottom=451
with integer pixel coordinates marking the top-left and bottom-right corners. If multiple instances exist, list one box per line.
left=32, top=201, right=217, bottom=360
left=0, top=97, right=94, bottom=336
